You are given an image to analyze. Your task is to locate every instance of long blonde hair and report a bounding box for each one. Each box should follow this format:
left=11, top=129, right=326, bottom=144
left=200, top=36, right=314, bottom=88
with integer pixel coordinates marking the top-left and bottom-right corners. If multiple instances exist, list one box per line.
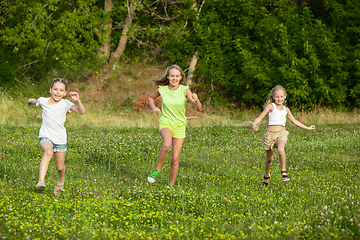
left=264, top=85, right=287, bottom=108
left=152, top=64, right=186, bottom=86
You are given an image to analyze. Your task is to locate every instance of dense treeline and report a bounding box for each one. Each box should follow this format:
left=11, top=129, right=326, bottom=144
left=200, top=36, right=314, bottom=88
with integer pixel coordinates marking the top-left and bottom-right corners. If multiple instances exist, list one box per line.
left=1, top=0, right=359, bottom=109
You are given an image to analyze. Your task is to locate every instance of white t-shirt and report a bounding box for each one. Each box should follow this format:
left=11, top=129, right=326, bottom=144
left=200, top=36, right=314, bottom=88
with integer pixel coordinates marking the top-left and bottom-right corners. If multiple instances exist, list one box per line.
left=36, top=97, right=74, bottom=144
left=268, top=103, right=287, bottom=126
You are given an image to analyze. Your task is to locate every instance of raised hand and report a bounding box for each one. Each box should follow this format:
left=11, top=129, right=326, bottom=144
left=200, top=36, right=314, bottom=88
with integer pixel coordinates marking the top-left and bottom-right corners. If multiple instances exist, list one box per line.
left=69, top=91, right=80, bottom=102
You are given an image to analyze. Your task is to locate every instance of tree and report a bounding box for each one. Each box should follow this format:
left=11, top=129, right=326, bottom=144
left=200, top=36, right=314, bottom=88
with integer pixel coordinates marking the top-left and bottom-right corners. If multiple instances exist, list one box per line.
left=110, top=0, right=139, bottom=62
left=96, top=0, right=114, bottom=59
left=95, top=0, right=141, bottom=63
left=0, top=0, right=104, bottom=78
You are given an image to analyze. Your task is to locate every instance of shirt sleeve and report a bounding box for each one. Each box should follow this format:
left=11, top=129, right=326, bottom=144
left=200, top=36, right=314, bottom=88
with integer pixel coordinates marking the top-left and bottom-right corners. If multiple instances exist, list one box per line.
left=158, top=85, right=164, bottom=95
left=64, top=99, right=75, bottom=112
left=35, top=97, right=43, bottom=107
left=184, top=85, right=189, bottom=95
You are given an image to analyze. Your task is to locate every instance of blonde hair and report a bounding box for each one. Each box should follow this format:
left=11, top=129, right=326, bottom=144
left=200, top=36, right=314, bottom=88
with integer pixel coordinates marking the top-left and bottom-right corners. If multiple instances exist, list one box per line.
left=264, top=85, right=287, bottom=108
left=152, top=64, right=186, bottom=86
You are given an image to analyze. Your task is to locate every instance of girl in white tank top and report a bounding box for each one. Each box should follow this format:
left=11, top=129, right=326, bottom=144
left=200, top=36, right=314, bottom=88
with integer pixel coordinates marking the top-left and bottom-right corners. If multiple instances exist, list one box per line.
left=251, top=85, right=315, bottom=187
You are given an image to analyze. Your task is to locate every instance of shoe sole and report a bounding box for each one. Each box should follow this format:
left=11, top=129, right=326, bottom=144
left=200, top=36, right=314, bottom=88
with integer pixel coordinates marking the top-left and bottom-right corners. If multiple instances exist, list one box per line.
left=147, top=177, right=155, bottom=183
left=36, top=185, right=46, bottom=193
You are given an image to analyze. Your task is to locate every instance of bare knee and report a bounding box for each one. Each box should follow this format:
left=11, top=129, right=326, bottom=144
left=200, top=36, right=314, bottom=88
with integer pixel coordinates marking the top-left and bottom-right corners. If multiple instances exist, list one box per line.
left=278, top=147, right=285, bottom=156
left=162, top=143, right=171, bottom=152
left=171, top=158, right=179, bottom=167
left=56, top=165, right=65, bottom=172
left=44, top=149, right=53, bottom=158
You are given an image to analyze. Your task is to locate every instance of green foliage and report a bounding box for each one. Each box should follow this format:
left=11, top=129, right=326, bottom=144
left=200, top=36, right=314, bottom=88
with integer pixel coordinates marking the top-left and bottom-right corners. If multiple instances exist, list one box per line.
left=0, top=46, right=16, bottom=85
left=154, top=0, right=360, bottom=110
left=0, top=0, right=104, bottom=78
left=1, top=0, right=360, bottom=109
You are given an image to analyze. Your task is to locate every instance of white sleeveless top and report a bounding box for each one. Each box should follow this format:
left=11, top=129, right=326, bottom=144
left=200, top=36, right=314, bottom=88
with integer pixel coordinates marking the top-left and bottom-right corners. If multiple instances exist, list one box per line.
left=268, top=103, right=287, bottom=126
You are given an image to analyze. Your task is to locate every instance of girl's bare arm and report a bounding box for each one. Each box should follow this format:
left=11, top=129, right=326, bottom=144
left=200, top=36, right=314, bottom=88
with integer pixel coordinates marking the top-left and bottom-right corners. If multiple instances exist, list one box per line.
left=252, top=104, right=273, bottom=131
left=286, top=107, right=315, bottom=130
left=69, top=92, right=85, bottom=115
left=149, top=89, right=161, bottom=114
left=186, top=88, right=202, bottom=111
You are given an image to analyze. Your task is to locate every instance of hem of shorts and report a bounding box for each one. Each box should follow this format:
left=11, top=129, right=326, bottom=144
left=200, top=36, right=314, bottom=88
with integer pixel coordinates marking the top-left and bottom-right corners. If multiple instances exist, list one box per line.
left=53, top=149, right=67, bottom=152
left=172, top=136, right=186, bottom=139
left=264, top=148, right=275, bottom=152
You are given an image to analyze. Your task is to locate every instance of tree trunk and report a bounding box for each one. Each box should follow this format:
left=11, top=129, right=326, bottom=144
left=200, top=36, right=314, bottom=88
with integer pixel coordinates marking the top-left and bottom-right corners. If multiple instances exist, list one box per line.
left=96, top=0, right=114, bottom=59
left=186, top=51, right=199, bottom=85
left=185, top=1, right=205, bottom=85
left=110, top=0, right=137, bottom=63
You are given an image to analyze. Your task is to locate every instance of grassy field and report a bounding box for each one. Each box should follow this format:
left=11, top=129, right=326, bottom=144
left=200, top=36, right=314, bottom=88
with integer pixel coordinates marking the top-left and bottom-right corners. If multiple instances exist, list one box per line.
left=0, top=123, right=359, bottom=239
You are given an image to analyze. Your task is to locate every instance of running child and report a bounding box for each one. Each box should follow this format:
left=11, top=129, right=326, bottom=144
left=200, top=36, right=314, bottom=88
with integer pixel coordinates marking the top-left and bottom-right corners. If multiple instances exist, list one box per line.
left=147, top=64, right=202, bottom=192
left=28, top=78, right=85, bottom=195
left=251, top=85, right=315, bottom=186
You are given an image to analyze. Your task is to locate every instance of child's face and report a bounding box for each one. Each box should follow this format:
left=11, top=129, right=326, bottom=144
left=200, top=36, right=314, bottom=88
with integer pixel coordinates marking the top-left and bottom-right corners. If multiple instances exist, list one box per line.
left=272, top=90, right=286, bottom=105
left=50, top=82, right=67, bottom=102
left=167, top=69, right=182, bottom=87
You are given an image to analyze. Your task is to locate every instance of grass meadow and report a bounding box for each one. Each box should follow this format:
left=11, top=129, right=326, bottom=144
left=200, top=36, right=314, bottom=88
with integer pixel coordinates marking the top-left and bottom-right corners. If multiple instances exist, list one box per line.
left=0, top=122, right=359, bottom=239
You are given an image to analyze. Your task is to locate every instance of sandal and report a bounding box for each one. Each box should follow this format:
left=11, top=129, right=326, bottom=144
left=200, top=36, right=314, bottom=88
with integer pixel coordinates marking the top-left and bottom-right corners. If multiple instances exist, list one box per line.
left=262, top=174, right=271, bottom=187
left=54, top=176, right=65, bottom=196
left=281, top=171, right=290, bottom=182
left=36, top=182, right=46, bottom=193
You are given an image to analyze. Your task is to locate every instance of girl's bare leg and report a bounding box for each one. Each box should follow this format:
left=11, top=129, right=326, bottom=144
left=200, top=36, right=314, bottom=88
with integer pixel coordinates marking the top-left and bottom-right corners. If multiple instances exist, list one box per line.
left=38, top=141, right=54, bottom=183
left=169, top=138, right=184, bottom=186
left=155, top=128, right=173, bottom=171
left=264, top=150, right=274, bottom=184
left=54, top=151, right=66, bottom=190
left=277, top=140, right=289, bottom=180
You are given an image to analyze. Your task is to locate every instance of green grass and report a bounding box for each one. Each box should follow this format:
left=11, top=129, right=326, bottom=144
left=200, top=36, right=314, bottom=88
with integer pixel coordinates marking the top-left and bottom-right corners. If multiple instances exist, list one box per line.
left=0, top=124, right=359, bottom=239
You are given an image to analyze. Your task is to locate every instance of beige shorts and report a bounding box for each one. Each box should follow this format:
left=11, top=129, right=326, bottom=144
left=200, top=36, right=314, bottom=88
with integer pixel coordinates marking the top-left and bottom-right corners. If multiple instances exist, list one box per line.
left=263, top=128, right=289, bottom=151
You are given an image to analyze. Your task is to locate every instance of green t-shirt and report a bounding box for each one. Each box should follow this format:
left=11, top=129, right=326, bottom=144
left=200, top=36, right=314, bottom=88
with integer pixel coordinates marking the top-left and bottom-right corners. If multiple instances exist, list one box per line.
left=159, top=85, right=189, bottom=126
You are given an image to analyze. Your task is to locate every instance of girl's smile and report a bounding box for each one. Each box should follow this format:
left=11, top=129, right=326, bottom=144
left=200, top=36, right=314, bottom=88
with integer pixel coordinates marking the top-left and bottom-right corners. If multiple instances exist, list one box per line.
left=50, top=82, right=67, bottom=103
left=272, top=90, right=286, bottom=106
left=167, top=69, right=182, bottom=89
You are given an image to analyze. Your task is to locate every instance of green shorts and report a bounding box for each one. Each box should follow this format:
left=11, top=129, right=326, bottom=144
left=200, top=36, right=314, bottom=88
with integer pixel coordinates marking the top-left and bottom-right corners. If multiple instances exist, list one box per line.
left=159, top=123, right=186, bottom=138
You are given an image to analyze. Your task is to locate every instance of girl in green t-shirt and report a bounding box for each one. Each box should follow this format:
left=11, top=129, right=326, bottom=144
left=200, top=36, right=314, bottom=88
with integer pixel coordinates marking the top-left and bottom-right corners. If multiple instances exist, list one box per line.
left=147, top=64, right=202, bottom=192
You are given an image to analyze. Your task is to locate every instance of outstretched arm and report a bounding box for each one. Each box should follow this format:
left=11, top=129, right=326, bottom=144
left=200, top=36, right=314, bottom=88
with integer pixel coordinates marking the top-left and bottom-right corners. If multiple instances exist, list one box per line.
left=251, top=104, right=273, bottom=131
left=28, top=98, right=37, bottom=105
left=286, top=107, right=315, bottom=130
left=186, top=88, right=202, bottom=111
left=148, top=89, right=161, bottom=114
left=69, top=91, right=85, bottom=115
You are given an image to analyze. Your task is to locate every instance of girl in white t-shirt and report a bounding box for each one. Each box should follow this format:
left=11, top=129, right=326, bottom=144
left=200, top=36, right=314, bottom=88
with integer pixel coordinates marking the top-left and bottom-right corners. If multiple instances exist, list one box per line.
left=251, top=85, right=315, bottom=187
left=28, top=78, right=85, bottom=195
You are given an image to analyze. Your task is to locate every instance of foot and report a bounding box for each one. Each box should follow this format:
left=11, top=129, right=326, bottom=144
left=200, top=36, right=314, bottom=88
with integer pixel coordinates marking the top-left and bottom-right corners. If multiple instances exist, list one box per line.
left=147, top=170, right=159, bottom=183
left=281, top=171, right=290, bottom=181
left=36, top=182, right=46, bottom=193
left=262, top=174, right=271, bottom=187
left=168, top=185, right=174, bottom=192
left=54, top=176, right=65, bottom=196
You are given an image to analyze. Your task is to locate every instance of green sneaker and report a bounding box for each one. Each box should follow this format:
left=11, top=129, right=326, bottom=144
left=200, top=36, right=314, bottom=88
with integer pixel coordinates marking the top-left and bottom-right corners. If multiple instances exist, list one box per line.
left=147, top=170, right=159, bottom=183
left=168, top=185, right=174, bottom=192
